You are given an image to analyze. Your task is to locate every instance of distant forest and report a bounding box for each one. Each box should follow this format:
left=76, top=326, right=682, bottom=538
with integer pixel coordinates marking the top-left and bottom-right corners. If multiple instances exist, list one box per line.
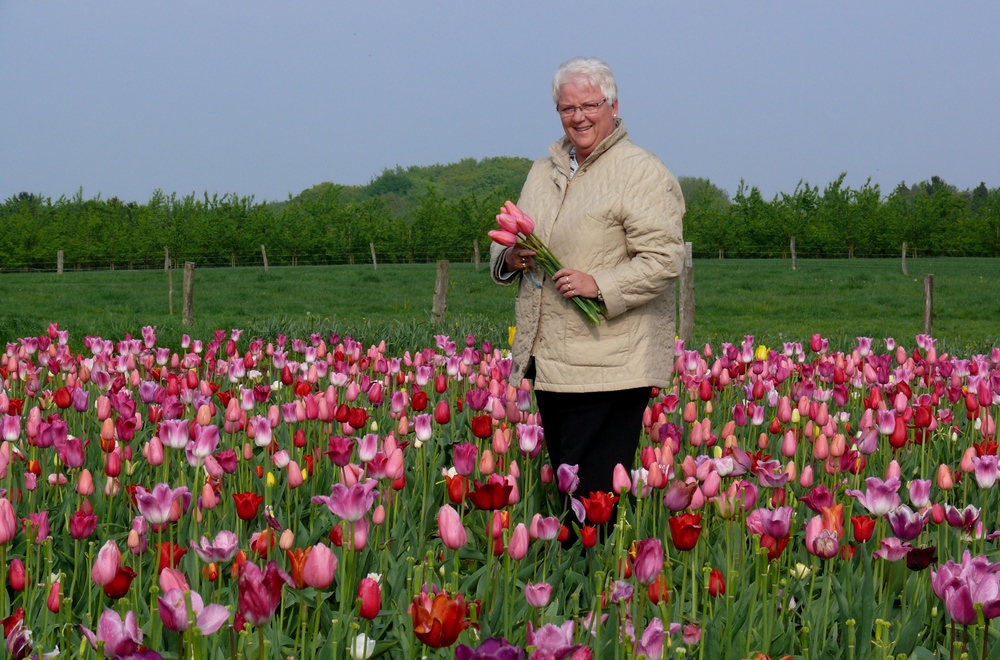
left=2, top=158, right=998, bottom=271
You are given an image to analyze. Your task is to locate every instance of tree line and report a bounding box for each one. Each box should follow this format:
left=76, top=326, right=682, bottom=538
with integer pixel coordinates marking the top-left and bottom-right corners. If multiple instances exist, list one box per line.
left=682, top=175, right=1000, bottom=258
left=2, top=161, right=998, bottom=272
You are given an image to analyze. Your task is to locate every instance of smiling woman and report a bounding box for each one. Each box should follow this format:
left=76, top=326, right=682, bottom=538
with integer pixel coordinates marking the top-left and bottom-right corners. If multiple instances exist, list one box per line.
left=489, top=57, right=686, bottom=513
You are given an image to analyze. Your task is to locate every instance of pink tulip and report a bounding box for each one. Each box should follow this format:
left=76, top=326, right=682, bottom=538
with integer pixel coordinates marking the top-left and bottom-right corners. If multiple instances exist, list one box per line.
left=0, top=499, right=15, bottom=544
left=92, top=540, right=121, bottom=586
left=303, top=543, right=337, bottom=590
left=612, top=464, right=632, bottom=494
left=508, top=523, right=528, bottom=560
left=487, top=229, right=518, bottom=247
left=633, top=538, right=664, bottom=585
left=437, top=505, right=467, bottom=550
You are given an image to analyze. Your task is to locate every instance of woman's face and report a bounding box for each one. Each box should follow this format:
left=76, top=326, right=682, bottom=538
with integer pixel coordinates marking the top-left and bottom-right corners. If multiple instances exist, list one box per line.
left=557, top=81, right=618, bottom=162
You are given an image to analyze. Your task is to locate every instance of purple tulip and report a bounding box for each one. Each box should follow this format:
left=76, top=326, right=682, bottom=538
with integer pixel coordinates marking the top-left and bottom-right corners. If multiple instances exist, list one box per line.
left=516, top=424, right=543, bottom=454
left=79, top=609, right=148, bottom=658
left=453, top=443, right=478, bottom=477
left=943, top=504, right=981, bottom=530
left=931, top=551, right=1000, bottom=625
left=186, top=424, right=220, bottom=463
left=455, top=637, right=526, bottom=660
left=312, top=479, right=378, bottom=522
left=238, top=560, right=293, bottom=626
left=556, top=464, right=580, bottom=495
left=907, top=479, right=932, bottom=508
left=54, top=434, right=85, bottom=469
left=754, top=459, right=789, bottom=488
left=135, top=483, right=190, bottom=526
left=158, top=588, right=230, bottom=634
left=758, top=506, right=794, bottom=539
left=633, top=538, right=665, bottom=585
left=799, top=484, right=835, bottom=513
left=662, top=480, right=697, bottom=512
left=636, top=618, right=666, bottom=660
left=190, top=530, right=239, bottom=563
left=845, top=477, right=901, bottom=517
left=873, top=538, right=912, bottom=561
left=885, top=504, right=930, bottom=541
left=524, top=582, right=553, bottom=608
left=972, top=455, right=1000, bottom=489
left=1, top=415, right=20, bottom=442
left=526, top=620, right=586, bottom=658
left=71, top=387, right=90, bottom=413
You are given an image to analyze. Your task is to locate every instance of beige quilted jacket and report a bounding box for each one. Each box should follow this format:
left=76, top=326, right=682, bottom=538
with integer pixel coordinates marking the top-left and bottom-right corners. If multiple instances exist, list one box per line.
left=490, top=120, right=686, bottom=392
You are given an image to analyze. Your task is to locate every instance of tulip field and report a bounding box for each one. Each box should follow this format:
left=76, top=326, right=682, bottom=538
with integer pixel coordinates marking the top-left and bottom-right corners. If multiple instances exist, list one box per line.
left=0, top=259, right=998, bottom=659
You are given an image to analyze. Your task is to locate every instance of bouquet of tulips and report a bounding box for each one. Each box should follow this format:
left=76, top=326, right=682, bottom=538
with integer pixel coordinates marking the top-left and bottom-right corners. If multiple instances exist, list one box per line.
left=488, top=201, right=605, bottom=325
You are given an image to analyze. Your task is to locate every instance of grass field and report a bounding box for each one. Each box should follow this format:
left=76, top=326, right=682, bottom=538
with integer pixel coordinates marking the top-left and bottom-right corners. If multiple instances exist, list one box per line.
left=1, top=257, right=997, bottom=353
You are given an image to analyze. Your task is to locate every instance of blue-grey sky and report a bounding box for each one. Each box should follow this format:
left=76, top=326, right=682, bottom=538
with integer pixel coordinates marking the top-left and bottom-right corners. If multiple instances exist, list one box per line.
left=2, top=2, right=998, bottom=204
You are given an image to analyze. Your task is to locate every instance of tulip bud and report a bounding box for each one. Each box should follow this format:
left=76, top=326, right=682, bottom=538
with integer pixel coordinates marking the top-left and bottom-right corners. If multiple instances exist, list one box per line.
left=279, top=529, right=295, bottom=551
left=936, top=463, right=954, bottom=490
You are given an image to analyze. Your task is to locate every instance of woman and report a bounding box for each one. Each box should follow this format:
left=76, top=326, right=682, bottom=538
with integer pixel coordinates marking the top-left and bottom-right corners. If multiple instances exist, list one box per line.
left=490, top=57, right=685, bottom=503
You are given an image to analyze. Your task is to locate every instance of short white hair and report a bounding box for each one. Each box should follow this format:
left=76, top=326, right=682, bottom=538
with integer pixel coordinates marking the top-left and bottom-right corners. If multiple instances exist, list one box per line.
left=552, top=57, right=618, bottom=106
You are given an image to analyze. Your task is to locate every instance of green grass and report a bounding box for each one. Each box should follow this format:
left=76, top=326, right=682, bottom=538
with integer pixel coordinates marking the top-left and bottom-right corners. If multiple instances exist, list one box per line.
left=1, top=258, right=997, bottom=354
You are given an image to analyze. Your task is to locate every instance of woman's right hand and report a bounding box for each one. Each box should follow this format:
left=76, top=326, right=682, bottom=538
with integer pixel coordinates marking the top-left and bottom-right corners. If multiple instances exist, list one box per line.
left=504, top=246, right=536, bottom=272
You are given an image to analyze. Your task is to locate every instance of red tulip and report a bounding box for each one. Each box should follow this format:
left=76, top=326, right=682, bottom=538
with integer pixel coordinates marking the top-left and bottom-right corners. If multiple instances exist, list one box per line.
left=8, top=559, right=25, bottom=592
left=358, top=576, right=382, bottom=619
left=580, top=491, right=618, bottom=525
left=233, top=492, right=264, bottom=521
left=157, top=542, right=188, bottom=572
left=580, top=526, right=598, bottom=549
left=851, top=515, right=877, bottom=543
left=445, top=474, right=467, bottom=504
left=668, top=513, right=702, bottom=551
left=434, top=400, right=451, bottom=425
left=411, top=391, right=428, bottom=412
left=647, top=574, right=669, bottom=604
left=409, top=590, right=471, bottom=648
left=708, top=569, right=726, bottom=597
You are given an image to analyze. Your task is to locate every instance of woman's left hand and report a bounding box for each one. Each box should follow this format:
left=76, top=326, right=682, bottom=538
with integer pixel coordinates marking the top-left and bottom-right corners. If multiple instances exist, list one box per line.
left=552, top=268, right=599, bottom=299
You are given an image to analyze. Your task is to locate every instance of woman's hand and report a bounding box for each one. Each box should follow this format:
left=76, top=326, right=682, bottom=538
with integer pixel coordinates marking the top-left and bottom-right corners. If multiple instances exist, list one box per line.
left=553, top=268, right=598, bottom=299
left=504, top=246, right=536, bottom=272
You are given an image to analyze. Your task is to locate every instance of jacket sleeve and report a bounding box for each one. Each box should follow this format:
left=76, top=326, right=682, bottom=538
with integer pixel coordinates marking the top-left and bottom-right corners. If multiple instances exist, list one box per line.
left=591, top=157, right=686, bottom=320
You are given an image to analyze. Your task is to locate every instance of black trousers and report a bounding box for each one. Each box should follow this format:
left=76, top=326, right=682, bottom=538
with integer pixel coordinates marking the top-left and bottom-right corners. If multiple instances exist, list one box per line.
left=535, top=387, right=651, bottom=499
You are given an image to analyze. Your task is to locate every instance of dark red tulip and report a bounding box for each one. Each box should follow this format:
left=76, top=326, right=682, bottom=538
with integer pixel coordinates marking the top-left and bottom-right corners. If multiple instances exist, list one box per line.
left=103, top=566, right=137, bottom=599
left=467, top=479, right=512, bottom=511
left=434, top=400, right=451, bottom=425
left=470, top=415, right=492, bottom=439
left=239, top=560, right=293, bottom=626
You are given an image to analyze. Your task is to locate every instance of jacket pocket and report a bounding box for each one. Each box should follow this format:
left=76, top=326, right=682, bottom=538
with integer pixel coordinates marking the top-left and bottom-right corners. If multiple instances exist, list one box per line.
left=561, top=302, right=632, bottom=368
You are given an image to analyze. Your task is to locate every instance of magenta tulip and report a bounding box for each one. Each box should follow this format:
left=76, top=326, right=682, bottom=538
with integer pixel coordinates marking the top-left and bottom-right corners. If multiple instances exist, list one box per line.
left=238, top=561, right=293, bottom=626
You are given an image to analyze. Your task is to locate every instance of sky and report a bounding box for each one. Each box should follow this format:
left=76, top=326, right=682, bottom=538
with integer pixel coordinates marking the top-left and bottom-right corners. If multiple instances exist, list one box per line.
left=2, top=2, right=998, bottom=204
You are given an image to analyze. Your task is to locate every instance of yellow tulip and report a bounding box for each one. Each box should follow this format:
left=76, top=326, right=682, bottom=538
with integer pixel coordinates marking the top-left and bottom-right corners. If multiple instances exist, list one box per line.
left=508, top=326, right=517, bottom=347
left=755, top=345, right=769, bottom=361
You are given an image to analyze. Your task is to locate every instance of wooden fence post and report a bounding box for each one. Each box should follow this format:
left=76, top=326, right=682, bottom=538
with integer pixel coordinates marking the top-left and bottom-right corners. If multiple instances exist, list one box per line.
left=432, top=260, right=449, bottom=322
left=790, top=237, right=797, bottom=271
left=261, top=245, right=268, bottom=271
left=182, top=262, right=195, bottom=327
left=165, top=247, right=173, bottom=316
left=901, top=242, right=908, bottom=276
left=679, top=242, right=695, bottom=345
left=57, top=250, right=64, bottom=275
left=473, top=239, right=481, bottom=271
left=370, top=243, right=378, bottom=271
left=923, top=274, right=934, bottom=335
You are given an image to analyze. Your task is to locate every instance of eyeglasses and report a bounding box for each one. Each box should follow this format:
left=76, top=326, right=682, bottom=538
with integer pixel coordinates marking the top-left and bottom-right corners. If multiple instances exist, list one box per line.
left=556, top=99, right=607, bottom=118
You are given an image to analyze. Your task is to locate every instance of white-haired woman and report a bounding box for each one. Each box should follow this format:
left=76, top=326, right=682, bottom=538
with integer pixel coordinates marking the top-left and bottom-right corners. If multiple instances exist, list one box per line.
left=491, top=57, right=686, bottom=512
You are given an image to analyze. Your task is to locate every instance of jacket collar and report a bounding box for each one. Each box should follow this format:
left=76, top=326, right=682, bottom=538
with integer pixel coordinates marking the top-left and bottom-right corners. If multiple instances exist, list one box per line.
left=549, top=119, right=628, bottom=178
